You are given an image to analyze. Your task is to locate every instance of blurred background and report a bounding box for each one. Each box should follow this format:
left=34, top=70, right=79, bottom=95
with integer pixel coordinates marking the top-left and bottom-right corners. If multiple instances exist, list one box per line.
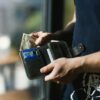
left=0, top=0, right=74, bottom=100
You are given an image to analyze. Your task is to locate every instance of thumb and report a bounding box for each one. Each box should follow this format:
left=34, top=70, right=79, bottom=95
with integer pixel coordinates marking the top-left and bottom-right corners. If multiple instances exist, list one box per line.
left=34, top=37, right=42, bottom=45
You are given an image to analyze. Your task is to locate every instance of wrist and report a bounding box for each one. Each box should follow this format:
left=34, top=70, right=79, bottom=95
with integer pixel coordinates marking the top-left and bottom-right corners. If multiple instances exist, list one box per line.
left=74, top=56, right=86, bottom=73
left=78, top=56, right=88, bottom=73
left=49, top=33, right=60, bottom=40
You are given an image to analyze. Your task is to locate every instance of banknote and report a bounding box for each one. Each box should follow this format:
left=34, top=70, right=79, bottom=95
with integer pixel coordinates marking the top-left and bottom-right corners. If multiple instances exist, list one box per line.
left=20, top=33, right=36, bottom=51
left=19, top=33, right=30, bottom=51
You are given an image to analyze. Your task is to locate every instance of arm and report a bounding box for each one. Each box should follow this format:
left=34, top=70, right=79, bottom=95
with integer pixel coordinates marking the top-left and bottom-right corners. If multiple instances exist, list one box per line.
left=30, top=23, right=75, bottom=46
left=30, top=11, right=76, bottom=46
left=40, top=51, right=100, bottom=84
left=52, top=11, right=76, bottom=46
left=52, top=22, right=75, bottom=46
left=80, top=52, right=100, bottom=73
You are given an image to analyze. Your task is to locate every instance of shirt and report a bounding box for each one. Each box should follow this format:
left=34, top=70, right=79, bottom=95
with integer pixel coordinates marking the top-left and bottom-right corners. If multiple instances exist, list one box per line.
left=63, top=0, right=100, bottom=100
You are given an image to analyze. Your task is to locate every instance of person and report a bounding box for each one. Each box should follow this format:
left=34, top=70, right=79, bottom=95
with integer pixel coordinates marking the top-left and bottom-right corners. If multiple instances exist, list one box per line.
left=30, top=0, right=100, bottom=100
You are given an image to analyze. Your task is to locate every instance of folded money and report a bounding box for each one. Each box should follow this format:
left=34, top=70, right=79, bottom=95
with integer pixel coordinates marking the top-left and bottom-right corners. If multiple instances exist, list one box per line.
left=20, top=33, right=31, bottom=51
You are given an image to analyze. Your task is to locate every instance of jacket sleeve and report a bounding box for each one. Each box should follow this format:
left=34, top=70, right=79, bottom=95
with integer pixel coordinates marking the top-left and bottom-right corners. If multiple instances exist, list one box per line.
left=53, top=22, right=75, bottom=46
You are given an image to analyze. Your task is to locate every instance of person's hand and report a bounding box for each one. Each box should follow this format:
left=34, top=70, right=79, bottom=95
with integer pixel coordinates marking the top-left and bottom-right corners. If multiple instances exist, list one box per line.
left=40, top=57, right=84, bottom=84
left=29, top=31, right=53, bottom=46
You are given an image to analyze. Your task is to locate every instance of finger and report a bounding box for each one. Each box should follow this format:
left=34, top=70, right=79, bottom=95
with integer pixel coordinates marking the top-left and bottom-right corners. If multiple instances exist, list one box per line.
left=35, top=37, right=43, bottom=45
left=51, top=80, right=60, bottom=84
left=30, top=31, right=43, bottom=37
left=51, top=77, right=62, bottom=84
left=55, top=81, right=60, bottom=84
left=51, top=76, right=67, bottom=84
left=29, top=32, right=43, bottom=46
left=29, top=40, right=36, bottom=48
left=37, top=31, right=43, bottom=36
left=29, top=37, right=36, bottom=43
left=40, top=63, right=54, bottom=73
left=30, top=32, right=38, bottom=37
left=32, top=31, right=43, bottom=37
left=44, top=66, right=60, bottom=81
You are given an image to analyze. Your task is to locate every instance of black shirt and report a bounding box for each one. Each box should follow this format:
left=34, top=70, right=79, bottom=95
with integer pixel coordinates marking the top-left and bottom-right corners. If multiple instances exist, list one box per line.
left=63, top=0, right=100, bottom=100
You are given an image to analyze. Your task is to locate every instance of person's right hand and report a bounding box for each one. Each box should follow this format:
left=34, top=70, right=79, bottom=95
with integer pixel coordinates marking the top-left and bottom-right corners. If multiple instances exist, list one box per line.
left=29, top=31, right=53, bottom=46
left=40, top=57, right=83, bottom=84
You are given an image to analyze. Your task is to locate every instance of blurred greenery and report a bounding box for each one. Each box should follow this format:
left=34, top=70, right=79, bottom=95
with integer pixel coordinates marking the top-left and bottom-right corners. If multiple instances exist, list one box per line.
left=11, top=0, right=75, bottom=51
left=11, top=11, right=42, bottom=51
left=24, top=11, right=42, bottom=32
left=63, top=0, right=75, bottom=27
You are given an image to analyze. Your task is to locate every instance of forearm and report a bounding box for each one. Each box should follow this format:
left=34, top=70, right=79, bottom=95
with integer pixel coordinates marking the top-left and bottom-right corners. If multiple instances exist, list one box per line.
left=51, top=22, right=75, bottom=46
left=80, top=52, right=100, bottom=73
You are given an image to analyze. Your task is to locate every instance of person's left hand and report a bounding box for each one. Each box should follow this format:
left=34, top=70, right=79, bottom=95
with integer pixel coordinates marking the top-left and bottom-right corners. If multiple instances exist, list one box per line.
left=40, top=57, right=83, bottom=84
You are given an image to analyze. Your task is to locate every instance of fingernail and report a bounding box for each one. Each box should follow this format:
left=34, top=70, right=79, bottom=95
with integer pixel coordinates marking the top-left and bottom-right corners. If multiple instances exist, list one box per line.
left=45, top=77, right=48, bottom=81
left=57, top=81, right=60, bottom=84
left=40, top=69, right=44, bottom=73
left=35, top=41, right=38, bottom=45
